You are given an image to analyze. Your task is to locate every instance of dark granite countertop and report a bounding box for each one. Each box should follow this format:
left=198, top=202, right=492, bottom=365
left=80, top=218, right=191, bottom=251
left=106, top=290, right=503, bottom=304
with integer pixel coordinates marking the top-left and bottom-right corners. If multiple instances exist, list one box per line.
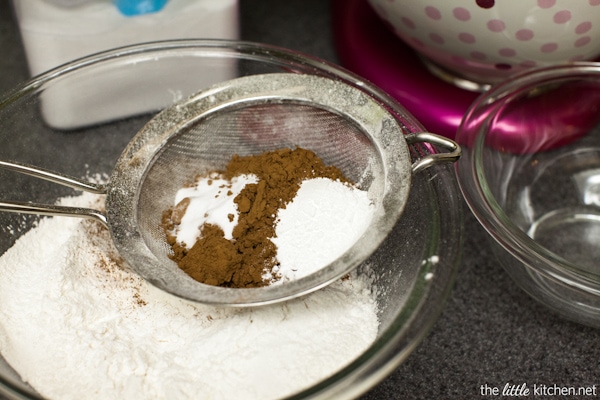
left=0, top=1, right=597, bottom=399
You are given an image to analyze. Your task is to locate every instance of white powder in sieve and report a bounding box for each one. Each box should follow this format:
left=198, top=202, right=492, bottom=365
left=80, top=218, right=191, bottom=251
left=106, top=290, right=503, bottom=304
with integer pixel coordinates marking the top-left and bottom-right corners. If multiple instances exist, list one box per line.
left=173, top=173, right=258, bottom=245
left=270, top=177, right=375, bottom=281
left=0, top=192, right=379, bottom=400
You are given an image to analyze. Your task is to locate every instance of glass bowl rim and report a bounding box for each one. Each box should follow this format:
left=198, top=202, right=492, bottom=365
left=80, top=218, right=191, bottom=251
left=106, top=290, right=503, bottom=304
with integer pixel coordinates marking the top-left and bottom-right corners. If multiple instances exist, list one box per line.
left=0, top=38, right=463, bottom=400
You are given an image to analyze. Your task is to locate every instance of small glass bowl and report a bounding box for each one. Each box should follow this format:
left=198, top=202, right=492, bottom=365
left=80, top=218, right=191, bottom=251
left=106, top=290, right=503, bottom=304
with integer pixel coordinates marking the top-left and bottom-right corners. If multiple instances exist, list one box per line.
left=0, top=40, right=463, bottom=399
left=456, top=63, right=600, bottom=328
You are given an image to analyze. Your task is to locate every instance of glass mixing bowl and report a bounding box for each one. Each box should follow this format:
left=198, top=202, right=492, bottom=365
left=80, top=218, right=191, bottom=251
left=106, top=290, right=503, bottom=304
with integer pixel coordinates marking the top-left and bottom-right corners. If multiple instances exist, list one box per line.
left=0, top=40, right=463, bottom=399
left=456, top=63, right=600, bottom=328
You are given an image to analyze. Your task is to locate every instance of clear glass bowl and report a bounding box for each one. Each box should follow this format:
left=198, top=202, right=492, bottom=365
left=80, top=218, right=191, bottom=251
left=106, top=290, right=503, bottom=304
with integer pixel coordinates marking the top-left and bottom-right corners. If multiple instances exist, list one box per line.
left=0, top=40, right=463, bottom=399
left=456, top=63, right=600, bottom=328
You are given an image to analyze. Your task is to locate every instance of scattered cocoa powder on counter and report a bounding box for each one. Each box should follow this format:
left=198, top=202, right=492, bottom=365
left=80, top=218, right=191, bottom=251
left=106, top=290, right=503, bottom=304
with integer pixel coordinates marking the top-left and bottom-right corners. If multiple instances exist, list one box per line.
left=162, top=147, right=349, bottom=288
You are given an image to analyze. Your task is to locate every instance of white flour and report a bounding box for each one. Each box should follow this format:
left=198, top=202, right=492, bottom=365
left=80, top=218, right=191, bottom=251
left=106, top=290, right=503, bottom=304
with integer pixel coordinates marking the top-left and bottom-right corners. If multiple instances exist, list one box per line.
left=272, top=178, right=375, bottom=281
left=0, top=192, right=379, bottom=400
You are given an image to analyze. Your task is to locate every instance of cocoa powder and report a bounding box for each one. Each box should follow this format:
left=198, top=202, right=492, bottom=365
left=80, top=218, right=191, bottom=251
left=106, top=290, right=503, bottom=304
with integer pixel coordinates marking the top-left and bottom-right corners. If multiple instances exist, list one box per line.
left=162, top=147, right=348, bottom=288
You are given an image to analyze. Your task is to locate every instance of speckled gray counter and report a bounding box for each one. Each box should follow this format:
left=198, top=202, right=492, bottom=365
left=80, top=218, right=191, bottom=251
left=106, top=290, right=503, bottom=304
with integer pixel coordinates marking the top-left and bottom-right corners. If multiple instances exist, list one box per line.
left=0, top=1, right=597, bottom=399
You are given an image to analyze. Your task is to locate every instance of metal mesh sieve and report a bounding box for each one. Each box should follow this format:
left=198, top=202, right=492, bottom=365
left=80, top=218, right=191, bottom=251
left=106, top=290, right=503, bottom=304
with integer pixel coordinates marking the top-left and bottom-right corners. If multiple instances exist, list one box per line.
left=137, top=103, right=383, bottom=265
left=0, top=73, right=460, bottom=306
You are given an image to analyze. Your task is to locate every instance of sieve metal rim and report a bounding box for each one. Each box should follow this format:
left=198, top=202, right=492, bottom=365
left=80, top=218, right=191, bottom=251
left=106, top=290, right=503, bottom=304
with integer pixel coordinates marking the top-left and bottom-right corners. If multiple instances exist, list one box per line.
left=106, top=73, right=413, bottom=306
left=0, top=72, right=459, bottom=306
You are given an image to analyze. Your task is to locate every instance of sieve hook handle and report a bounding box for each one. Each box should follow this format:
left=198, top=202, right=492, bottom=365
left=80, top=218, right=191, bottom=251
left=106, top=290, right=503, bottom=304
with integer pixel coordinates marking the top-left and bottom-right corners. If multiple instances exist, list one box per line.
left=0, top=160, right=108, bottom=226
left=406, top=132, right=461, bottom=174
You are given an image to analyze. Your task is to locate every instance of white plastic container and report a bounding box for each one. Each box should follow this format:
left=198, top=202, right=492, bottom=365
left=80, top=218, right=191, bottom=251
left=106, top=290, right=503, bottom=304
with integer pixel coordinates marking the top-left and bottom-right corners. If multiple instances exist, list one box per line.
left=12, top=0, right=239, bottom=129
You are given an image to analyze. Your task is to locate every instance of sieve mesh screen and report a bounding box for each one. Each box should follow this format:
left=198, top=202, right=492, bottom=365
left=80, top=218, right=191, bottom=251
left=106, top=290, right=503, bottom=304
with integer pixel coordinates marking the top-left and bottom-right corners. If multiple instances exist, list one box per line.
left=137, top=102, right=384, bottom=267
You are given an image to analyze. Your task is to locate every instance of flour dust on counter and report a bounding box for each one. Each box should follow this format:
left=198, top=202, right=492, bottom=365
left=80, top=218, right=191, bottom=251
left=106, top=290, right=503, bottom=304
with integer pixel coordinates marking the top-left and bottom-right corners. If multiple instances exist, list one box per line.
left=0, top=192, right=379, bottom=400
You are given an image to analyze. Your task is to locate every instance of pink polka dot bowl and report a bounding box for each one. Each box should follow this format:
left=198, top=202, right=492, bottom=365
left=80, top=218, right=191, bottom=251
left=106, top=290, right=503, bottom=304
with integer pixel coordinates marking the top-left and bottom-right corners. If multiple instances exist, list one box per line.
left=368, top=0, right=600, bottom=89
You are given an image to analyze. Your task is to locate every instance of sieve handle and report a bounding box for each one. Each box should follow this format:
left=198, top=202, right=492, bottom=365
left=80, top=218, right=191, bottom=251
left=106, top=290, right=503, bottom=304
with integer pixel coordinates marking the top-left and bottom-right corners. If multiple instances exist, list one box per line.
left=0, top=160, right=108, bottom=226
left=405, top=132, right=461, bottom=174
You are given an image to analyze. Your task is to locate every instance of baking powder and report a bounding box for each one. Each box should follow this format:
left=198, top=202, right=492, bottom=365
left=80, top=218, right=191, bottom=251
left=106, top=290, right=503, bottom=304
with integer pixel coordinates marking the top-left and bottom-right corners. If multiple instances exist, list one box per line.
left=271, top=177, right=375, bottom=281
left=0, top=192, right=379, bottom=400
left=173, top=173, right=258, bottom=245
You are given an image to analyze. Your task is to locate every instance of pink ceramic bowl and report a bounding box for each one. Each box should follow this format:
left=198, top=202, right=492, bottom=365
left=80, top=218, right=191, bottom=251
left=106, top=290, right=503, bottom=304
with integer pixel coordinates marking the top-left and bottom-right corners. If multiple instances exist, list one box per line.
left=368, top=0, right=600, bottom=87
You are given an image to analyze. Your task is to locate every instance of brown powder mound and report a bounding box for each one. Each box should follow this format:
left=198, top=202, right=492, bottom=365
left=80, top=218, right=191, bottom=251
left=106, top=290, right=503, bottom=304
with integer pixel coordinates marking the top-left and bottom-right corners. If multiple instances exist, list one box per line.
left=162, top=147, right=349, bottom=288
